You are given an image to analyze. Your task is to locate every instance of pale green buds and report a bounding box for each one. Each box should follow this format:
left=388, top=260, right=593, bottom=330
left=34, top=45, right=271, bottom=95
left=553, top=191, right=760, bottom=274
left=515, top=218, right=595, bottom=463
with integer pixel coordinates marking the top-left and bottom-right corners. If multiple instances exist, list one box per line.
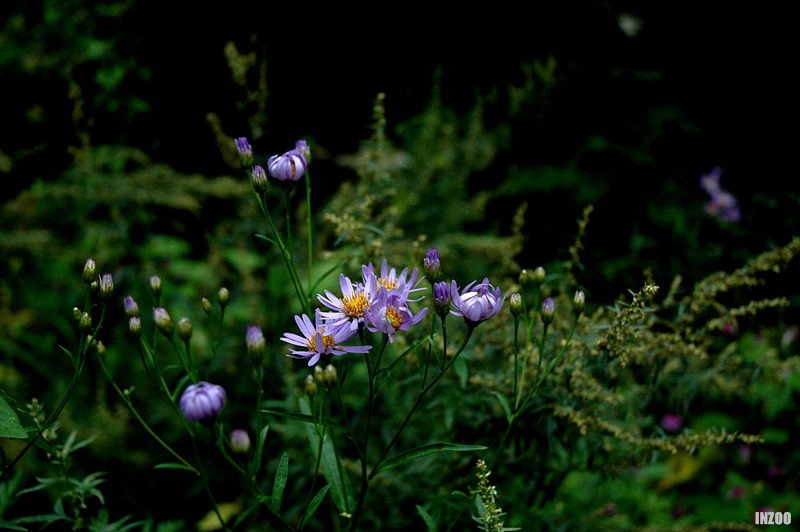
left=218, top=287, right=230, bottom=308
left=230, top=429, right=251, bottom=453
left=509, top=293, right=522, bottom=317
left=99, top=273, right=114, bottom=299
left=323, top=364, right=337, bottom=387
left=304, top=374, right=318, bottom=395
left=153, top=307, right=174, bottom=337
left=82, top=258, right=97, bottom=284
left=177, top=317, right=193, bottom=342
left=201, top=297, right=213, bottom=315
left=573, top=290, right=585, bottom=315
left=79, top=312, right=92, bottom=332
left=150, top=275, right=162, bottom=299
left=129, top=316, right=142, bottom=338
left=532, top=267, right=546, bottom=285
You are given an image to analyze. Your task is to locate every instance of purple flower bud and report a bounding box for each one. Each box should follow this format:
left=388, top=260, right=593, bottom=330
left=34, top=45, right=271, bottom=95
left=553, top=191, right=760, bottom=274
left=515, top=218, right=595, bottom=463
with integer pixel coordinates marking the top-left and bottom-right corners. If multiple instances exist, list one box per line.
left=251, top=165, right=268, bottom=193
left=541, top=297, right=555, bottom=324
left=123, top=295, right=139, bottom=317
left=246, top=325, right=265, bottom=360
left=267, top=150, right=308, bottom=182
left=235, top=137, right=253, bottom=166
left=450, top=278, right=505, bottom=327
left=98, top=274, right=114, bottom=299
left=230, top=429, right=251, bottom=453
left=424, top=248, right=442, bottom=283
left=660, top=414, right=683, bottom=432
left=180, top=381, right=226, bottom=423
left=573, top=290, right=585, bottom=314
left=129, top=316, right=142, bottom=337
left=295, top=139, right=310, bottom=159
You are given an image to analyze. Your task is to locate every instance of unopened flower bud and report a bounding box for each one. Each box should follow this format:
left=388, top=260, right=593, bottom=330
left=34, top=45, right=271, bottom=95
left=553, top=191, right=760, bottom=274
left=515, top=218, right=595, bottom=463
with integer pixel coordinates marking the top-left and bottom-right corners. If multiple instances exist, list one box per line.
left=573, top=290, right=585, bottom=315
left=295, top=139, right=311, bottom=160
left=87, top=335, right=106, bottom=355
left=314, top=365, right=325, bottom=383
left=99, top=273, right=114, bottom=299
left=153, top=307, right=174, bottom=337
left=424, top=248, right=442, bottom=283
left=323, top=364, right=337, bottom=387
left=532, top=267, right=546, bottom=285
left=201, top=297, right=213, bottom=314
left=150, top=275, right=162, bottom=299
left=251, top=165, right=268, bottom=194
left=123, top=296, right=139, bottom=317
left=541, top=298, right=555, bottom=324
left=433, top=281, right=451, bottom=319
left=73, top=307, right=82, bottom=320
left=509, top=293, right=522, bottom=317
left=82, top=258, right=97, bottom=284
left=179, top=381, right=226, bottom=423
left=79, top=312, right=92, bottom=331
left=177, top=317, right=193, bottom=342
left=246, top=325, right=265, bottom=361
left=128, top=316, right=142, bottom=337
left=518, top=269, right=530, bottom=287
left=235, top=137, right=253, bottom=167
left=230, top=429, right=250, bottom=453
left=304, top=374, right=318, bottom=395
left=217, top=287, right=229, bottom=308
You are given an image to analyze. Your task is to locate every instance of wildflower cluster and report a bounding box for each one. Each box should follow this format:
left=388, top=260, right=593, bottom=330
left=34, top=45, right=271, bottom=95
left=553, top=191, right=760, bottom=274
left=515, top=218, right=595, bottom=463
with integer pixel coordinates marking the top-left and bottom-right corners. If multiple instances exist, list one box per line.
left=700, top=166, right=741, bottom=222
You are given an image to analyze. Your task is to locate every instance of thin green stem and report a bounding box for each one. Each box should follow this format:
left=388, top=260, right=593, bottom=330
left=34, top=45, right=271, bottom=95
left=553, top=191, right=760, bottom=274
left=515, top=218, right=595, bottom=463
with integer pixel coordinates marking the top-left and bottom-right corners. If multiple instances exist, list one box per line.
left=305, top=169, right=313, bottom=306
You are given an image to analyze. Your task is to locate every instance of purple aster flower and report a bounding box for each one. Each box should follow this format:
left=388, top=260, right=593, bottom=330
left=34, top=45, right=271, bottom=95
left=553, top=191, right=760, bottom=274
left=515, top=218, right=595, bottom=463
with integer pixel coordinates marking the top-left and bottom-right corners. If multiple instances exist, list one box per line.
left=317, top=273, right=378, bottom=332
left=180, top=381, right=226, bottom=422
left=268, top=149, right=308, bottom=182
left=362, top=259, right=425, bottom=302
left=365, top=285, right=428, bottom=343
left=432, top=280, right=451, bottom=318
left=450, top=278, right=506, bottom=327
left=281, top=309, right=371, bottom=366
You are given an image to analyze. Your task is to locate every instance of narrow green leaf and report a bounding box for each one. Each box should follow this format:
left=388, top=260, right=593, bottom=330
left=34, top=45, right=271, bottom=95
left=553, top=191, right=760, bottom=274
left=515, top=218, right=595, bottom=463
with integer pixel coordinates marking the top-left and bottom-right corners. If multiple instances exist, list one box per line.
left=416, top=504, right=438, bottom=532
left=153, top=462, right=197, bottom=473
left=299, top=396, right=355, bottom=515
left=261, top=409, right=346, bottom=431
left=255, top=233, right=277, bottom=246
left=491, top=391, right=513, bottom=424
left=58, top=345, right=77, bottom=370
left=252, top=425, right=269, bottom=476
left=271, top=453, right=289, bottom=512
left=374, top=443, right=487, bottom=475
left=309, top=260, right=348, bottom=294
left=0, top=520, right=28, bottom=530
left=0, top=396, right=28, bottom=439
left=299, top=484, right=330, bottom=530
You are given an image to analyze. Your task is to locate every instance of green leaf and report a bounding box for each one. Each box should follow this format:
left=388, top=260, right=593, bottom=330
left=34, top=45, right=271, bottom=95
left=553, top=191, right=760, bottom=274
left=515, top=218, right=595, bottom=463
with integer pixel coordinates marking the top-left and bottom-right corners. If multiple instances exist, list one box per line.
left=300, top=485, right=330, bottom=530
left=255, top=233, right=277, bottom=246
left=0, top=396, right=28, bottom=439
left=271, top=453, right=289, bottom=512
left=58, top=345, right=77, bottom=370
left=0, top=519, right=28, bottom=530
left=252, top=425, right=269, bottom=476
left=261, top=409, right=346, bottom=431
left=153, top=462, right=197, bottom=473
left=374, top=443, right=487, bottom=475
left=491, top=391, right=513, bottom=424
left=416, top=504, right=438, bottom=532
left=299, top=396, right=355, bottom=515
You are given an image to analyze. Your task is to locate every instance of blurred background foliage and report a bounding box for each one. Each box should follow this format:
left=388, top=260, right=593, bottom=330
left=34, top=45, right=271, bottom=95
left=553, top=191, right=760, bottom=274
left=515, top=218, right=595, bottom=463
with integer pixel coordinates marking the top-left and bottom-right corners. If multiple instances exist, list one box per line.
left=1, top=0, right=799, bottom=530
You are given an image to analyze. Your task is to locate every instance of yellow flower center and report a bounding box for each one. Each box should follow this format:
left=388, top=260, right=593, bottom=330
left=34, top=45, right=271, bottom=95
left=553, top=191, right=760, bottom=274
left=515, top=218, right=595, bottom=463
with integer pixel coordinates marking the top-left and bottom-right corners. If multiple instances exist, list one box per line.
left=385, top=306, right=403, bottom=329
left=306, top=330, right=336, bottom=351
left=341, top=292, right=370, bottom=318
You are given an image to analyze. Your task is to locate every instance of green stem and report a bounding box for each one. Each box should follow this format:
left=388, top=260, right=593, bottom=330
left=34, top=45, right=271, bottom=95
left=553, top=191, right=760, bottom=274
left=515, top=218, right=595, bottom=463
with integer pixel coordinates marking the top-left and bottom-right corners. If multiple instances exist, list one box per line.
left=305, top=169, right=313, bottom=307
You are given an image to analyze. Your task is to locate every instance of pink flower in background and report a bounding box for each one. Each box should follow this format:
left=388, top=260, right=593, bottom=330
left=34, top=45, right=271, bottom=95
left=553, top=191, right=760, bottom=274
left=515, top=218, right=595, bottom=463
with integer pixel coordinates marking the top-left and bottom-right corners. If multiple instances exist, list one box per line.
left=660, top=414, right=683, bottom=432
